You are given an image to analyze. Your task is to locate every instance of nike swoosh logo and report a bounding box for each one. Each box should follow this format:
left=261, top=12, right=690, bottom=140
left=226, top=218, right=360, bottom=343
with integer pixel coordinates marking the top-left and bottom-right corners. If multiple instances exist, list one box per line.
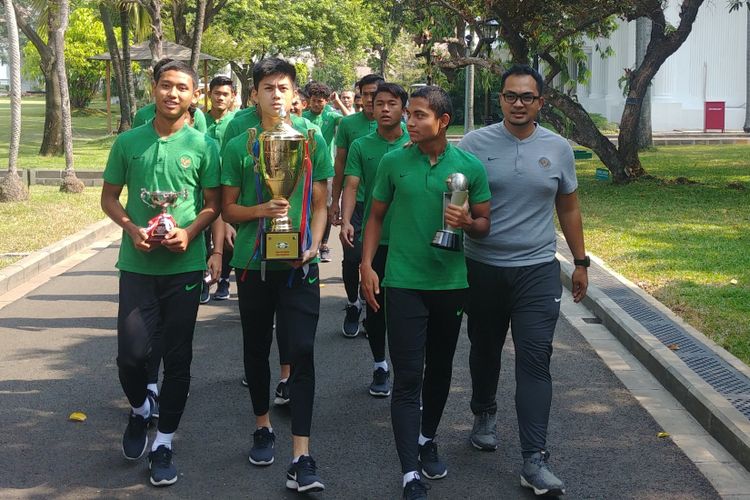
left=488, top=157, right=500, bottom=161
left=308, top=276, right=319, bottom=284
left=366, top=157, right=376, bottom=161
left=185, top=283, right=199, bottom=291
left=456, top=308, right=464, bottom=316
left=399, top=173, right=410, bottom=178
left=554, top=298, right=561, bottom=303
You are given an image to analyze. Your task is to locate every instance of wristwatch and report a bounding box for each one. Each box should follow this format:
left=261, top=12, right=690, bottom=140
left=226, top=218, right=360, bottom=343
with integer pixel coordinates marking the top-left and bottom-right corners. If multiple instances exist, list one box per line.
left=573, top=256, right=590, bottom=268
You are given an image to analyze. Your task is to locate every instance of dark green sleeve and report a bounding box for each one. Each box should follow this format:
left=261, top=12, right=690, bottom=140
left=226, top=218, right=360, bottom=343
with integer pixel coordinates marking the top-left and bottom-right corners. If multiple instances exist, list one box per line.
left=200, top=137, right=221, bottom=189
left=311, top=130, right=334, bottom=181
left=372, top=156, right=394, bottom=204
left=221, top=137, right=246, bottom=187
left=344, top=140, right=363, bottom=179
left=102, top=137, right=126, bottom=185
left=335, top=120, right=349, bottom=149
left=193, top=108, right=208, bottom=133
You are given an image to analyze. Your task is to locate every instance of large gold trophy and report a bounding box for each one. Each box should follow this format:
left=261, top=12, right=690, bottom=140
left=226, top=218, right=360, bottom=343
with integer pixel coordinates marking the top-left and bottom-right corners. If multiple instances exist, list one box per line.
left=248, top=109, right=316, bottom=260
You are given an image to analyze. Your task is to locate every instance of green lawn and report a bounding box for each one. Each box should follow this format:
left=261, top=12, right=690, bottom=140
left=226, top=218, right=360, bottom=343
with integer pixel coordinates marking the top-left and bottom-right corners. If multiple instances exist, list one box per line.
left=575, top=145, right=750, bottom=364
left=0, top=186, right=108, bottom=270
left=0, top=96, right=116, bottom=170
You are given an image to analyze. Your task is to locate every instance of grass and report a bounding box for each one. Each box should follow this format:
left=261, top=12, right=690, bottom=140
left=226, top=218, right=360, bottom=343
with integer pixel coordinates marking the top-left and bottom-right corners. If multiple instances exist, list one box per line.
left=0, top=96, right=117, bottom=171
left=574, top=144, right=750, bottom=364
left=0, top=186, right=108, bottom=270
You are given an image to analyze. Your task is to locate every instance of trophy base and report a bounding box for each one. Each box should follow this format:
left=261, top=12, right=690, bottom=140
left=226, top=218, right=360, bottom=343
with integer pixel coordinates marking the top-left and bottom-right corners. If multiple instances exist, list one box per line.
left=431, top=230, right=461, bottom=251
left=264, top=231, right=302, bottom=261
left=144, top=214, right=177, bottom=245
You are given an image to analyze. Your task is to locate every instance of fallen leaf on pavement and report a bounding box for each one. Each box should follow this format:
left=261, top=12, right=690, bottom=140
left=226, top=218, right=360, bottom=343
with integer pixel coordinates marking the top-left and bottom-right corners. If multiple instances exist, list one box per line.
left=657, top=431, right=670, bottom=438
left=667, top=344, right=680, bottom=351
left=68, top=411, right=87, bottom=422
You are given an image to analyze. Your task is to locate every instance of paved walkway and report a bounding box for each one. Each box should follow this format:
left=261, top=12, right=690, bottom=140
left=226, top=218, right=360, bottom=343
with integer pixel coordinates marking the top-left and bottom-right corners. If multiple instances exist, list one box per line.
left=0, top=239, right=719, bottom=499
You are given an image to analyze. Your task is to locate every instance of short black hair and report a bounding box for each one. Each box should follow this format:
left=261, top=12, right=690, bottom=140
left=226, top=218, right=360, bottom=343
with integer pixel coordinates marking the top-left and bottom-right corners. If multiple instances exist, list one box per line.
left=501, top=64, right=544, bottom=95
left=374, top=82, right=408, bottom=108
left=157, top=60, right=198, bottom=89
left=410, top=85, right=453, bottom=121
left=209, top=75, right=235, bottom=92
left=297, top=87, right=309, bottom=100
left=357, top=74, right=385, bottom=91
left=305, top=81, right=332, bottom=99
left=152, top=58, right=175, bottom=83
left=253, top=57, right=296, bottom=90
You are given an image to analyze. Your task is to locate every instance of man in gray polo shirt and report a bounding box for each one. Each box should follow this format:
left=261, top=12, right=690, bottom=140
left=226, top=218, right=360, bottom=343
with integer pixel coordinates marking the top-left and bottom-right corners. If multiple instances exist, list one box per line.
left=458, top=64, right=589, bottom=497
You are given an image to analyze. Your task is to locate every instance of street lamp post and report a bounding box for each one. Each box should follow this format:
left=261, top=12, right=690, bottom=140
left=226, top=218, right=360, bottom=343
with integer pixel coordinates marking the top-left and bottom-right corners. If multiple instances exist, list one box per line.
left=480, top=19, right=499, bottom=125
left=463, top=33, right=475, bottom=134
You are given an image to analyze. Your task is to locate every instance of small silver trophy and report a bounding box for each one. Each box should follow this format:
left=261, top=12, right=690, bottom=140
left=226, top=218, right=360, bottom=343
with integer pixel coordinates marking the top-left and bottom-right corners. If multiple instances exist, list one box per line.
left=140, top=188, right=189, bottom=243
left=431, top=173, right=468, bottom=251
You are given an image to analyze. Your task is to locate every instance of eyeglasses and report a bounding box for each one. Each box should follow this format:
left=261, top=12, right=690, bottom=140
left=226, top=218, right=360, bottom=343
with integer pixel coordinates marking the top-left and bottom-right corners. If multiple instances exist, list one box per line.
left=501, top=93, right=541, bottom=105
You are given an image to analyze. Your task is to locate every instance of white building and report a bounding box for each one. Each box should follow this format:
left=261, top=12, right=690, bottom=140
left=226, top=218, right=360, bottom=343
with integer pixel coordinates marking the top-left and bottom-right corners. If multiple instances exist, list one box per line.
left=578, top=2, right=748, bottom=131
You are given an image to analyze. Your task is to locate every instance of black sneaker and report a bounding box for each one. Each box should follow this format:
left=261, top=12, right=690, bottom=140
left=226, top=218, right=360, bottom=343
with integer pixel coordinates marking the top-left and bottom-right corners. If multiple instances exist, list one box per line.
left=200, top=283, right=210, bottom=304
left=147, top=390, right=159, bottom=420
left=419, top=440, right=447, bottom=479
left=369, top=368, right=391, bottom=397
left=342, top=303, right=361, bottom=337
left=274, top=380, right=290, bottom=406
left=122, top=411, right=150, bottom=460
left=249, top=427, right=275, bottom=466
left=319, top=245, right=332, bottom=262
left=286, top=455, right=325, bottom=493
left=148, top=445, right=178, bottom=486
left=214, top=279, right=230, bottom=300
left=403, top=477, right=429, bottom=499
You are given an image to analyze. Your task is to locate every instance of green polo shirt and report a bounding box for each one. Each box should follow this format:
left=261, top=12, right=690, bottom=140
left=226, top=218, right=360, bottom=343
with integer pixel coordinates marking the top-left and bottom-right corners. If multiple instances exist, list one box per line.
left=336, top=112, right=407, bottom=202
left=344, top=129, right=410, bottom=245
left=133, top=102, right=208, bottom=132
left=302, top=108, right=342, bottom=158
left=221, top=115, right=334, bottom=271
left=205, top=109, right=237, bottom=145
left=372, top=143, right=491, bottom=290
left=221, top=107, right=259, bottom=151
left=103, top=123, right=221, bottom=275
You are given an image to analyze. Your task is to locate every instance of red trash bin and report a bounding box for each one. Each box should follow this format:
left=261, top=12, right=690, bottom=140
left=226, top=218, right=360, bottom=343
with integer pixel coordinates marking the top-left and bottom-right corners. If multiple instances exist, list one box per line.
left=704, top=101, right=725, bottom=132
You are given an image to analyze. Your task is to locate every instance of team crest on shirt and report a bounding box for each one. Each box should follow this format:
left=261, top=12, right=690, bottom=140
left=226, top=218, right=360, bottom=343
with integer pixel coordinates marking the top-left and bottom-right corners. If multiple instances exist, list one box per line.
left=180, top=155, right=193, bottom=169
left=538, top=157, right=551, bottom=169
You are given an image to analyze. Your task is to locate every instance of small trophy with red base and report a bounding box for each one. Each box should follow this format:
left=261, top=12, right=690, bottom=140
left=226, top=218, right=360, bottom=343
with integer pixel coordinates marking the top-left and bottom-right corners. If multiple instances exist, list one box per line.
left=140, top=188, right=189, bottom=244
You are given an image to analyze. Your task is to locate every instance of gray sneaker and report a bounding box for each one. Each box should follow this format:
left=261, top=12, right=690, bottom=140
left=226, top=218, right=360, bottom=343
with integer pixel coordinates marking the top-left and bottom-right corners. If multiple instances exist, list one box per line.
left=520, top=450, right=566, bottom=496
left=470, top=411, right=498, bottom=451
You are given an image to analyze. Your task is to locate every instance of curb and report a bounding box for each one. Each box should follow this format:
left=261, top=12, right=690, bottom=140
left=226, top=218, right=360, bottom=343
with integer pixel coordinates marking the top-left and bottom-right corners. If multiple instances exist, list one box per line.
left=0, top=219, right=119, bottom=296
left=558, top=253, right=750, bottom=472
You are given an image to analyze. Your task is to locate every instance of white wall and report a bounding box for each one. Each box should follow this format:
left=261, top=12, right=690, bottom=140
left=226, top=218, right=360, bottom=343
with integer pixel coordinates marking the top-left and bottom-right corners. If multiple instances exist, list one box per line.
left=578, top=2, right=748, bottom=131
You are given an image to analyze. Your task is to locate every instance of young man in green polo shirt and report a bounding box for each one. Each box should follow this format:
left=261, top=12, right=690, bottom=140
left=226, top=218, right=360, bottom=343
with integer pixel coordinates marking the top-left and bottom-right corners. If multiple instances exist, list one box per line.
left=331, top=74, right=385, bottom=337
left=302, top=81, right=351, bottom=263
left=341, top=82, right=409, bottom=398
left=361, top=86, right=491, bottom=500
left=133, top=59, right=208, bottom=133
left=221, top=57, right=332, bottom=493
left=101, top=60, right=221, bottom=487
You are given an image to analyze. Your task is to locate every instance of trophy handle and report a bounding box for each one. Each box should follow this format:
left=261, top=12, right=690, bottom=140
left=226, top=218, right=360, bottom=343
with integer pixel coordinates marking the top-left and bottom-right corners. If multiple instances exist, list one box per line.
left=172, top=189, right=190, bottom=209
left=306, top=128, right=316, bottom=156
left=140, top=188, right=156, bottom=209
left=247, top=128, right=258, bottom=172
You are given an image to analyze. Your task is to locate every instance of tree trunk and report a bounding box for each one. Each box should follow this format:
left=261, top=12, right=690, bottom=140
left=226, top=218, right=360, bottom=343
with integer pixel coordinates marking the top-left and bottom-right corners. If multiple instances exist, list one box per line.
left=190, top=0, right=207, bottom=73
left=99, top=4, right=131, bottom=132
left=635, top=17, right=653, bottom=149
left=120, top=7, right=137, bottom=119
left=1, top=0, right=29, bottom=202
left=39, top=56, right=63, bottom=156
left=51, top=0, right=84, bottom=193
left=744, top=7, right=750, bottom=133
left=148, top=0, right=164, bottom=68
left=231, top=62, right=253, bottom=108
left=171, top=0, right=191, bottom=46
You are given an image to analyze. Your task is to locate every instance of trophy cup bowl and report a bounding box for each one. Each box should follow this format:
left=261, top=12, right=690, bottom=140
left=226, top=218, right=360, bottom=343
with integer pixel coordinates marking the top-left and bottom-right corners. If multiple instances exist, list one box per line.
left=431, top=173, right=469, bottom=252
left=140, top=188, right=189, bottom=243
left=248, top=111, right=316, bottom=260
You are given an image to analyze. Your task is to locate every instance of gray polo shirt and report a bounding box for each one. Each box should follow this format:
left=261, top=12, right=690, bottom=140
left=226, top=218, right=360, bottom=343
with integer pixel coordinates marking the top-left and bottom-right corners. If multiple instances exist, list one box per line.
left=458, top=121, right=577, bottom=267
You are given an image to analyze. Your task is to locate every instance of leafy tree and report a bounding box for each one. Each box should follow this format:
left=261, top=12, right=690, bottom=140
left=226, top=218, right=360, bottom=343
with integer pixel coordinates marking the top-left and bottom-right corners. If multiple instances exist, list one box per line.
left=411, top=0, right=708, bottom=183
left=202, top=0, right=373, bottom=106
left=22, top=7, right=106, bottom=108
